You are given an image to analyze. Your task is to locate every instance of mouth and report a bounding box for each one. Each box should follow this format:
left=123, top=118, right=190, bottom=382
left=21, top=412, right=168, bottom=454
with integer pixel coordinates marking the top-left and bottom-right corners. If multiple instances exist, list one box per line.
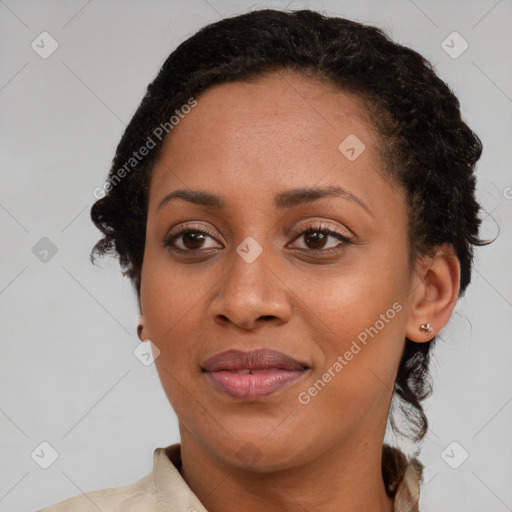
left=201, top=348, right=310, bottom=400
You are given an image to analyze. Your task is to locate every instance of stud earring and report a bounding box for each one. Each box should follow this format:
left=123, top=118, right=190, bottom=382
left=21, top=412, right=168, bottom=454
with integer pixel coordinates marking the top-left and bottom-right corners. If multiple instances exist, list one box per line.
left=419, top=323, right=433, bottom=334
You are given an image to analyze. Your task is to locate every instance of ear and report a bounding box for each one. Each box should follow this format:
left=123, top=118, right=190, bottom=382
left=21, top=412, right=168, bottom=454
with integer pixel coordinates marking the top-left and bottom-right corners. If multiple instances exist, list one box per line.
left=135, top=275, right=147, bottom=340
left=405, top=244, right=460, bottom=342
left=137, top=300, right=145, bottom=340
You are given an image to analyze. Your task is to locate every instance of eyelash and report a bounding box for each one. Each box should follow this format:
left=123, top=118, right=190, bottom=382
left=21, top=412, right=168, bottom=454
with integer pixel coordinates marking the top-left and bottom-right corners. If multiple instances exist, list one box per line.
left=162, top=222, right=353, bottom=255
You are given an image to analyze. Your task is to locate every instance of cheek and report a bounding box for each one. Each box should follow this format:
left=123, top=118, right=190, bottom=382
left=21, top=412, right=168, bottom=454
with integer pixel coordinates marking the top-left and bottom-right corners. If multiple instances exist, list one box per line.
left=292, top=289, right=405, bottom=449
left=140, top=247, right=207, bottom=337
left=293, top=250, right=409, bottom=339
left=141, top=271, right=204, bottom=417
left=140, top=256, right=206, bottom=390
left=292, top=253, right=409, bottom=408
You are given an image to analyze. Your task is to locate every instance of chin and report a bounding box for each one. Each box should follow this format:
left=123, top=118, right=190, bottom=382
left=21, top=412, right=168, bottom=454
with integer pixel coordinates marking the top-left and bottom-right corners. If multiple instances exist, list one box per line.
left=209, top=433, right=313, bottom=473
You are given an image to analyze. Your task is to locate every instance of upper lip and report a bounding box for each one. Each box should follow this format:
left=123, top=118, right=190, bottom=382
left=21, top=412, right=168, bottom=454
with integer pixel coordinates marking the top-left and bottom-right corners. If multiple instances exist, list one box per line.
left=201, top=348, right=309, bottom=372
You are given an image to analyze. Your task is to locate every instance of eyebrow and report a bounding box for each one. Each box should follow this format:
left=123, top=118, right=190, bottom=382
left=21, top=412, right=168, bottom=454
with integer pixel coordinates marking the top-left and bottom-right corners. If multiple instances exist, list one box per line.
left=156, top=185, right=374, bottom=217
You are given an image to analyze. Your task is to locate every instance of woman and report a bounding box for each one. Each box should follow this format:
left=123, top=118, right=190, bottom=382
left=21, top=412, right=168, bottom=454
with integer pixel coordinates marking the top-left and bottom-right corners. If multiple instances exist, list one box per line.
left=39, top=8, right=487, bottom=512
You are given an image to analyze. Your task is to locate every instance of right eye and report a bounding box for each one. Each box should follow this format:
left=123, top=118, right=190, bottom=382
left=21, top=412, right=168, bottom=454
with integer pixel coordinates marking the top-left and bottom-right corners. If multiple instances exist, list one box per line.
left=162, top=226, right=223, bottom=253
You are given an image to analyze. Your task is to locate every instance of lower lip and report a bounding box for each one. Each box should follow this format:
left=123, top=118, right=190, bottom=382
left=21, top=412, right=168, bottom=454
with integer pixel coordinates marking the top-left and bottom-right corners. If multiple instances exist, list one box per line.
left=204, top=369, right=307, bottom=399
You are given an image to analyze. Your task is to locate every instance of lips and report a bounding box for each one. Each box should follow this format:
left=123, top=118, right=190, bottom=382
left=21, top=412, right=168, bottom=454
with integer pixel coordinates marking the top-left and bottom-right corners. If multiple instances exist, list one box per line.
left=201, top=349, right=309, bottom=400
left=202, top=348, right=308, bottom=372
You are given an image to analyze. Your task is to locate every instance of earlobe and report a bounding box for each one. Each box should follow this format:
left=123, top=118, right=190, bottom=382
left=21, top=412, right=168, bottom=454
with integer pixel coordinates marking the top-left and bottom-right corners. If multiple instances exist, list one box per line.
left=137, top=322, right=144, bottom=341
left=137, top=312, right=146, bottom=341
left=137, top=291, right=145, bottom=340
left=405, top=244, right=460, bottom=343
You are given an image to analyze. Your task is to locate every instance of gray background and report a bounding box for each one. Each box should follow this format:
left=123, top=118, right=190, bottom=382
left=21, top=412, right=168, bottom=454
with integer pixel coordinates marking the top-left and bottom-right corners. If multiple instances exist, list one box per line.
left=1, top=0, right=511, bottom=510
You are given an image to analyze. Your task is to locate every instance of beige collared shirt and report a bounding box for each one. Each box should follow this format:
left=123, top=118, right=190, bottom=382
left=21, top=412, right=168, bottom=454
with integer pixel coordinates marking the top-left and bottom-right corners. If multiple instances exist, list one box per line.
left=38, top=443, right=423, bottom=512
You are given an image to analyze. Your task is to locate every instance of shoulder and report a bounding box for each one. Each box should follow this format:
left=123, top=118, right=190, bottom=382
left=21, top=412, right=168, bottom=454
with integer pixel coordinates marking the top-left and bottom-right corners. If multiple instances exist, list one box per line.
left=37, top=473, right=166, bottom=512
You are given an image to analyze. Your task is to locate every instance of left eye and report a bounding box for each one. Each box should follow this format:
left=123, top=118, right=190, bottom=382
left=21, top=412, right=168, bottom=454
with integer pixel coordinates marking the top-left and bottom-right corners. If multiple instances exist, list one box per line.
left=288, top=224, right=352, bottom=252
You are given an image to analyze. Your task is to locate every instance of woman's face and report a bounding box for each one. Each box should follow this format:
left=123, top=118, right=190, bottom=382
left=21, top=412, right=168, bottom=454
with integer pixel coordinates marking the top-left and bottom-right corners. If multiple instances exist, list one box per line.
left=140, top=71, right=417, bottom=469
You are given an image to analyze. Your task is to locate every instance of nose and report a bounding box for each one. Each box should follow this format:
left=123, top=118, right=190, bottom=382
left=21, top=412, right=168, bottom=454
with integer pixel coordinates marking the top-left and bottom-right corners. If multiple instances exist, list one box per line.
left=207, top=246, right=292, bottom=331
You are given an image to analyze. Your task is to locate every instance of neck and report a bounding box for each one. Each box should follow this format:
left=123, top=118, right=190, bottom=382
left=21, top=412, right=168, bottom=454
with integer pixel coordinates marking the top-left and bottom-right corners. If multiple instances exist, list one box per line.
left=178, top=426, right=394, bottom=512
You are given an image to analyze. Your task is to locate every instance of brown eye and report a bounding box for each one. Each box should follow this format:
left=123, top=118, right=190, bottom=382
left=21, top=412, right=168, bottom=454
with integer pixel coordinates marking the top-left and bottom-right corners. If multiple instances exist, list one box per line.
left=289, top=223, right=353, bottom=253
left=164, top=227, right=221, bottom=252
left=303, top=231, right=329, bottom=250
left=180, top=232, right=208, bottom=250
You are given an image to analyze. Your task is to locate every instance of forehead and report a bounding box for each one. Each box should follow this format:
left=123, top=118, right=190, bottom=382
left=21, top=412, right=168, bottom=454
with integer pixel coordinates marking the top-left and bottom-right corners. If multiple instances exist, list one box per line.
left=149, top=70, right=394, bottom=214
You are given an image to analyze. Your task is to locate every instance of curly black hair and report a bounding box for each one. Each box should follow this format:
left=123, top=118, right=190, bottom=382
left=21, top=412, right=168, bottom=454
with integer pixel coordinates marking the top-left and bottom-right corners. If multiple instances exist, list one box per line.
left=90, top=8, right=488, bottom=443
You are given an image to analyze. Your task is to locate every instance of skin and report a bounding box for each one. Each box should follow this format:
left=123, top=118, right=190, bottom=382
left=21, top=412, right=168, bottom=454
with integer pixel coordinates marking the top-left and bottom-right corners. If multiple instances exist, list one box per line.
left=138, top=70, right=460, bottom=512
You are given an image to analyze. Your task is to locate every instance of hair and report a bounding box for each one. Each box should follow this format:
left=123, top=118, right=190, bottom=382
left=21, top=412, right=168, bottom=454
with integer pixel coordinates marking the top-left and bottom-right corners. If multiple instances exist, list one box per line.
left=90, top=8, right=489, bottom=443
